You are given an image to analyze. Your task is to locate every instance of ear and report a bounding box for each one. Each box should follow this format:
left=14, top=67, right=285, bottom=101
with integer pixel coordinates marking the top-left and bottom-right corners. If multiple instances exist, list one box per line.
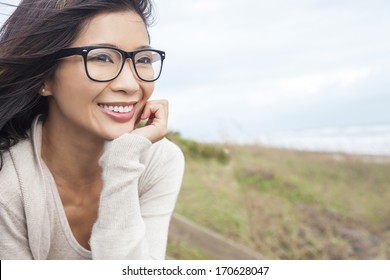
left=39, top=80, right=54, bottom=97
left=39, top=87, right=48, bottom=96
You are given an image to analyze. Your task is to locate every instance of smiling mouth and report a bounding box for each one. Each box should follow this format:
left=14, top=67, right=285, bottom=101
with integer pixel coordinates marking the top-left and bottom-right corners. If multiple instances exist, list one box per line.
left=98, top=104, right=134, bottom=113
left=97, top=102, right=137, bottom=123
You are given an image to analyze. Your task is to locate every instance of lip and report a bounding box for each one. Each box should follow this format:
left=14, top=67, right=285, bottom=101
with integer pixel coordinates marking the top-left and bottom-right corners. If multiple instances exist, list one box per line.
left=97, top=102, right=137, bottom=123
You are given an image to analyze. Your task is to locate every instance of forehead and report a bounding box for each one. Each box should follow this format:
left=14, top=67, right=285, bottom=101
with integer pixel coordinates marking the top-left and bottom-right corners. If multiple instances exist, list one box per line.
left=71, top=11, right=149, bottom=50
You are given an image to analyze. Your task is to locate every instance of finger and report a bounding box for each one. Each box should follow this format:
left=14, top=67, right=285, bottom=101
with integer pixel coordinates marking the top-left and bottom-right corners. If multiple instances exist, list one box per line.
left=148, top=100, right=168, bottom=121
left=130, top=100, right=169, bottom=143
left=135, top=104, right=146, bottom=126
left=143, top=100, right=168, bottom=124
left=140, top=103, right=151, bottom=120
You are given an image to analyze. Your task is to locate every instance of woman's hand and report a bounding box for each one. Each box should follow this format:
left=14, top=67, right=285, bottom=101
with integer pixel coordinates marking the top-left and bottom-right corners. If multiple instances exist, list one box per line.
left=131, top=100, right=169, bottom=143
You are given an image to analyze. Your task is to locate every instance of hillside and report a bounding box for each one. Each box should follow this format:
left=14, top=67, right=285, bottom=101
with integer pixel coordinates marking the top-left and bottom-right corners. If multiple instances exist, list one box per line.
left=166, top=132, right=390, bottom=259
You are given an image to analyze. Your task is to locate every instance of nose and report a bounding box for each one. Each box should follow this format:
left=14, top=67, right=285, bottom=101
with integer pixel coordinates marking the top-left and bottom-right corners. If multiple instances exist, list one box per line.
left=110, top=59, right=140, bottom=93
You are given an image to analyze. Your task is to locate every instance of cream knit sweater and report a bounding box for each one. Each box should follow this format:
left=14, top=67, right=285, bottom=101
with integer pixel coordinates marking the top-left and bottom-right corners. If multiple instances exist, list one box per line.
left=0, top=117, right=185, bottom=259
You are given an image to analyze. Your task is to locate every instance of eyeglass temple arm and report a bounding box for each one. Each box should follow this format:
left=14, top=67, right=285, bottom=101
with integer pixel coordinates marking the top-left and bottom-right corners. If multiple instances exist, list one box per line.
left=56, top=47, right=86, bottom=59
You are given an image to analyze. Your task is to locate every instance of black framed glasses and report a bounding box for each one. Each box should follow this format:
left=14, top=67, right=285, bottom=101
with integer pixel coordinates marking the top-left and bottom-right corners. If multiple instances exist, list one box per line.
left=57, top=46, right=166, bottom=82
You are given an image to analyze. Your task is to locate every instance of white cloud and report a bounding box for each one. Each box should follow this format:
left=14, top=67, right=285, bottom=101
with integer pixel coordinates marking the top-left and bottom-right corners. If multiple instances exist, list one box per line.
left=279, top=67, right=373, bottom=98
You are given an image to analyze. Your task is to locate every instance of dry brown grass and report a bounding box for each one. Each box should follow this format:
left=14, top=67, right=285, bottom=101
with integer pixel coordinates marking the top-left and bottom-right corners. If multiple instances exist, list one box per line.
left=167, top=134, right=390, bottom=259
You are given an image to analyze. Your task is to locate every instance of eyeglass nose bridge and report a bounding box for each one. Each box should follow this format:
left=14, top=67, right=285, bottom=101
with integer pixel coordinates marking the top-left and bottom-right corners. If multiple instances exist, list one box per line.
left=116, top=50, right=139, bottom=80
left=122, top=50, right=136, bottom=61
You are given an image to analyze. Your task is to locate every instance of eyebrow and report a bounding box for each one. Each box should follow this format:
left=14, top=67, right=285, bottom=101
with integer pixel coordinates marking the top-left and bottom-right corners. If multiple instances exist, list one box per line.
left=93, top=43, right=152, bottom=50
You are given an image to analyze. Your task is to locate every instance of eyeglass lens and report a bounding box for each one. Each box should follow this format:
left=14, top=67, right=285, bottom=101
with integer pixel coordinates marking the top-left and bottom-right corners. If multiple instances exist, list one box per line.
left=86, top=48, right=162, bottom=82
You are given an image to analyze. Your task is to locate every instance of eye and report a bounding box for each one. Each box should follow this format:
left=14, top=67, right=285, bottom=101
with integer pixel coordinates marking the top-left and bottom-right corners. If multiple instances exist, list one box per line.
left=88, top=52, right=114, bottom=63
left=136, top=55, right=152, bottom=64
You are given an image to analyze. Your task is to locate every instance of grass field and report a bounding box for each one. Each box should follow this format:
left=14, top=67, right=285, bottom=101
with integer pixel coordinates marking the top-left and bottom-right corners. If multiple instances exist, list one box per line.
left=166, top=132, right=390, bottom=260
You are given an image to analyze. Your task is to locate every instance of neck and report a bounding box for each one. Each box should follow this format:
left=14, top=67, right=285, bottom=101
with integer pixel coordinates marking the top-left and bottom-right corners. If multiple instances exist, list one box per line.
left=41, top=118, right=104, bottom=190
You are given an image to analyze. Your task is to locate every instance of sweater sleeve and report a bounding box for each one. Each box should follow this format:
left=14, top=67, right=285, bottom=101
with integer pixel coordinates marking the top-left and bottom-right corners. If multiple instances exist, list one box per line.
left=0, top=202, right=33, bottom=259
left=0, top=153, right=33, bottom=260
left=89, top=133, right=184, bottom=259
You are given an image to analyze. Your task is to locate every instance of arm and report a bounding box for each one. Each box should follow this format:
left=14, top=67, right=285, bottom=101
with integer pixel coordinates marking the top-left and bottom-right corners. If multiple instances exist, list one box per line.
left=139, top=139, right=185, bottom=259
left=0, top=159, right=33, bottom=259
left=90, top=134, right=184, bottom=259
left=90, top=134, right=151, bottom=259
left=0, top=202, right=33, bottom=259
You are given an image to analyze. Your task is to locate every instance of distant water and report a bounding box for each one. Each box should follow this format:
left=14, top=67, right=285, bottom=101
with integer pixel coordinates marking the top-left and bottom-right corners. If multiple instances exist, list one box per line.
left=255, top=124, right=390, bottom=156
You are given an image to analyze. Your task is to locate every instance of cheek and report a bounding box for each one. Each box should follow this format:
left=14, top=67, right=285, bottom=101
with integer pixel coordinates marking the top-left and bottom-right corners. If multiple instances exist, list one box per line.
left=142, top=82, right=155, bottom=101
left=50, top=63, right=102, bottom=103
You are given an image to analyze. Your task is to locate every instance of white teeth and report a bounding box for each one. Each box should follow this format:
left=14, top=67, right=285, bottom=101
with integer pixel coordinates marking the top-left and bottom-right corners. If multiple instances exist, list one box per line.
left=100, top=104, right=133, bottom=113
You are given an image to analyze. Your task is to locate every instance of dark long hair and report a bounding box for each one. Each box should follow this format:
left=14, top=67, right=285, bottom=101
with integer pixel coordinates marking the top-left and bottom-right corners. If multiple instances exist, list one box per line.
left=0, top=0, right=154, bottom=169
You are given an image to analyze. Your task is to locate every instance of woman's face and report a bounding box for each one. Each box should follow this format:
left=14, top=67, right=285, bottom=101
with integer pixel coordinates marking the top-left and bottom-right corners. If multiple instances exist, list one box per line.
left=45, top=11, right=154, bottom=140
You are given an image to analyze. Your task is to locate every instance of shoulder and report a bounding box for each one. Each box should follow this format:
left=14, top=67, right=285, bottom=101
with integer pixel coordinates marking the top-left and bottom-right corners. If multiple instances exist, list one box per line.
left=0, top=149, right=20, bottom=191
left=0, top=132, right=39, bottom=219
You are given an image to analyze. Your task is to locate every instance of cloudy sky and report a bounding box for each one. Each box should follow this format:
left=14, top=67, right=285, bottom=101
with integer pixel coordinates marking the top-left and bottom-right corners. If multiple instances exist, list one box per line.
left=2, top=0, right=390, bottom=144
left=149, top=0, right=390, bottom=143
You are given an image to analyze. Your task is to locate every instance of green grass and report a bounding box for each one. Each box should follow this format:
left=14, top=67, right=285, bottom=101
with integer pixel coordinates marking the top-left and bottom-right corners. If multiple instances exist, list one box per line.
left=167, top=239, right=215, bottom=260
left=166, top=133, right=390, bottom=259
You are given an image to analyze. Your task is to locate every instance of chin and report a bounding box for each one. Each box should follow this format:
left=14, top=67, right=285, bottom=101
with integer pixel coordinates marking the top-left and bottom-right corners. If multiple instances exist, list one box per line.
left=103, top=126, right=135, bottom=140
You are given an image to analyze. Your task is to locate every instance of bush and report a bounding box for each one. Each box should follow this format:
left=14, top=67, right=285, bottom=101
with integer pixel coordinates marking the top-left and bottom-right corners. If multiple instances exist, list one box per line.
left=167, top=131, right=230, bottom=164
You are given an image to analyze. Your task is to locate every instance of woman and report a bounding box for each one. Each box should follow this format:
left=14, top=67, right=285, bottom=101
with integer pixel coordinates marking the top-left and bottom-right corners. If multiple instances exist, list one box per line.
left=0, top=0, right=184, bottom=259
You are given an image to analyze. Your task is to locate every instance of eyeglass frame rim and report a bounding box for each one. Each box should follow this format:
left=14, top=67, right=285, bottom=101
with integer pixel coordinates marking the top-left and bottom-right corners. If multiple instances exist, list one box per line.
left=56, top=46, right=166, bottom=83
